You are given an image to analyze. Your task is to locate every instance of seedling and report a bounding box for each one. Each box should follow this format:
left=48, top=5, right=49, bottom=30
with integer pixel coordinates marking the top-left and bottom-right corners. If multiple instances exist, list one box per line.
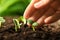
left=13, top=16, right=26, bottom=31
left=17, top=16, right=26, bottom=24
left=32, top=22, right=39, bottom=31
left=13, top=19, right=20, bottom=31
left=13, top=16, right=39, bottom=32
left=27, top=20, right=34, bottom=24
left=0, top=17, right=5, bottom=28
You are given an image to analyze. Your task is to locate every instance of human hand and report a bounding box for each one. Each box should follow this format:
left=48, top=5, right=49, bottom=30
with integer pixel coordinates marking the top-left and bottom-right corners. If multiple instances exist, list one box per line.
left=23, top=0, right=60, bottom=27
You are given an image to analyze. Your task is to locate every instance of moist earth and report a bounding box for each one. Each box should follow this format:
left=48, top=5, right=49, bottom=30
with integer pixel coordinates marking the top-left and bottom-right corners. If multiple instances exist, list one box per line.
left=0, top=16, right=60, bottom=40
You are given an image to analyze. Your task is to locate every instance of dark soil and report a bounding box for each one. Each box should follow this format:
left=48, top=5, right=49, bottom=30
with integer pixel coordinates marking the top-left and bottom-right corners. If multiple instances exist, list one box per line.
left=0, top=16, right=60, bottom=40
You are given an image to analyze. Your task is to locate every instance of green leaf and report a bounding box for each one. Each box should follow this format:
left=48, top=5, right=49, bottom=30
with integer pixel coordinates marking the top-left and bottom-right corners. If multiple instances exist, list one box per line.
left=0, top=17, right=5, bottom=23
left=32, top=22, right=39, bottom=31
left=32, top=22, right=39, bottom=27
left=27, top=20, right=34, bottom=24
left=18, top=16, right=26, bottom=24
left=0, top=17, right=5, bottom=28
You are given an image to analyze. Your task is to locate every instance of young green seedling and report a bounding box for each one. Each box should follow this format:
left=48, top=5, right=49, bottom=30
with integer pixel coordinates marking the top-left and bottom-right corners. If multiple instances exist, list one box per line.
left=0, top=17, right=5, bottom=28
left=27, top=20, right=34, bottom=24
left=17, top=16, right=26, bottom=24
left=32, top=22, right=39, bottom=31
left=13, top=19, right=20, bottom=31
left=13, top=16, right=26, bottom=31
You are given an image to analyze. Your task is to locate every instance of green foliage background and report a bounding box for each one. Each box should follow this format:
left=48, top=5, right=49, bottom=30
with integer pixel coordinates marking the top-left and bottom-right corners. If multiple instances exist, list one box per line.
left=0, top=0, right=31, bottom=16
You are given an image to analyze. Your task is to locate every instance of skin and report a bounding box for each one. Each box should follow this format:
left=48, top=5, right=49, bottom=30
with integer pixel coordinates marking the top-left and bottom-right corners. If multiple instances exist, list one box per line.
left=23, top=0, right=60, bottom=26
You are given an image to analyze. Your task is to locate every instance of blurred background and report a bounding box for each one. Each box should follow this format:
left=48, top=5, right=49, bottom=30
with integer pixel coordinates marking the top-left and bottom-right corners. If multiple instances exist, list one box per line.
left=0, top=0, right=31, bottom=16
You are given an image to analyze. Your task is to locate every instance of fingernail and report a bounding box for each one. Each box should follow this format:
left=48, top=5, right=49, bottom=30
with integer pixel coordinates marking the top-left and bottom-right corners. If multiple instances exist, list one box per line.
left=34, top=2, right=40, bottom=8
left=44, top=19, right=49, bottom=24
left=34, top=1, right=43, bottom=8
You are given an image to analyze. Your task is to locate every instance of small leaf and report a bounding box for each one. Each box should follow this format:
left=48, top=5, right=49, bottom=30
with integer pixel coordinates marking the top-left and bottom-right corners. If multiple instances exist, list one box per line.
left=27, top=20, right=34, bottom=24
left=32, top=22, right=39, bottom=31
left=32, top=22, right=38, bottom=27
left=18, top=16, right=26, bottom=24
left=0, top=17, right=5, bottom=23
left=0, top=17, right=5, bottom=27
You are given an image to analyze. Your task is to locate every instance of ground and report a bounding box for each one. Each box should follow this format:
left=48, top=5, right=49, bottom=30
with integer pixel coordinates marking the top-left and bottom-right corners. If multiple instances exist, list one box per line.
left=0, top=16, right=60, bottom=40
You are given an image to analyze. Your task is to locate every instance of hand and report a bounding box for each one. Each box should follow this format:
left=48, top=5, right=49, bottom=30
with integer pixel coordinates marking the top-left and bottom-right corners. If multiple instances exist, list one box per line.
left=23, top=0, right=60, bottom=27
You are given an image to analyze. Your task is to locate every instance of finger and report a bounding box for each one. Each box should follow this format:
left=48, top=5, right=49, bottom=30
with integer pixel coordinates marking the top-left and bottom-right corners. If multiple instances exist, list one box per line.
left=28, top=3, right=50, bottom=22
left=45, top=10, right=60, bottom=24
left=50, top=0, right=60, bottom=10
left=27, top=10, right=41, bottom=27
left=34, top=0, right=51, bottom=9
left=27, top=5, right=49, bottom=26
left=23, top=0, right=39, bottom=19
left=28, top=9, right=46, bottom=22
left=44, top=0, right=60, bottom=23
left=36, top=7, right=55, bottom=26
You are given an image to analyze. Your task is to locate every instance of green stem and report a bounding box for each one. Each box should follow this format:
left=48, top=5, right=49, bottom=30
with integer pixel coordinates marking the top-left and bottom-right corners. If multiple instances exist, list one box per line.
left=32, top=22, right=39, bottom=31
left=13, top=19, right=20, bottom=31
left=32, top=26, right=35, bottom=31
left=0, top=21, right=1, bottom=28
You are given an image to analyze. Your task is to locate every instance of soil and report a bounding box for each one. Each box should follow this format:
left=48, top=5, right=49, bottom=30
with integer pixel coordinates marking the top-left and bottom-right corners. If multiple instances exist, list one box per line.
left=0, top=16, right=60, bottom=40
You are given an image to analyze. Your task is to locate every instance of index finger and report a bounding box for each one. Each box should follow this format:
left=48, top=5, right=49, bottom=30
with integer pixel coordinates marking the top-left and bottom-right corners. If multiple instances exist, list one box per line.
left=23, top=0, right=39, bottom=19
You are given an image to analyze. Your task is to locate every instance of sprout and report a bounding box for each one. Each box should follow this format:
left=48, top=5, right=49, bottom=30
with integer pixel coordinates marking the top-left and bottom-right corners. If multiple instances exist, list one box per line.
left=13, top=19, right=20, bottom=31
left=17, top=16, right=26, bottom=24
left=13, top=16, right=39, bottom=32
left=27, top=20, right=34, bottom=24
left=0, top=17, right=5, bottom=23
left=0, top=17, right=5, bottom=28
left=32, top=22, right=39, bottom=31
left=13, top=16, right=27, bottom=31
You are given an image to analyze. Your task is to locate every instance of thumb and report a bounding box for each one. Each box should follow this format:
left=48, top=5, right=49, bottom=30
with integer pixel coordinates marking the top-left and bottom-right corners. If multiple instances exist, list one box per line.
left=34, top=0, right=50, bottom=9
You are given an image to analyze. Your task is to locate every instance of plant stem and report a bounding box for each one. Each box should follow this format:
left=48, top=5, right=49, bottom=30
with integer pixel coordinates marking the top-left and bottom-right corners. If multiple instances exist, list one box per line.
left=13, top=19, right=20, bottom=31
left=32, top=26, right=35, bottom=31
left=0, top=21, right=1, bottom=28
